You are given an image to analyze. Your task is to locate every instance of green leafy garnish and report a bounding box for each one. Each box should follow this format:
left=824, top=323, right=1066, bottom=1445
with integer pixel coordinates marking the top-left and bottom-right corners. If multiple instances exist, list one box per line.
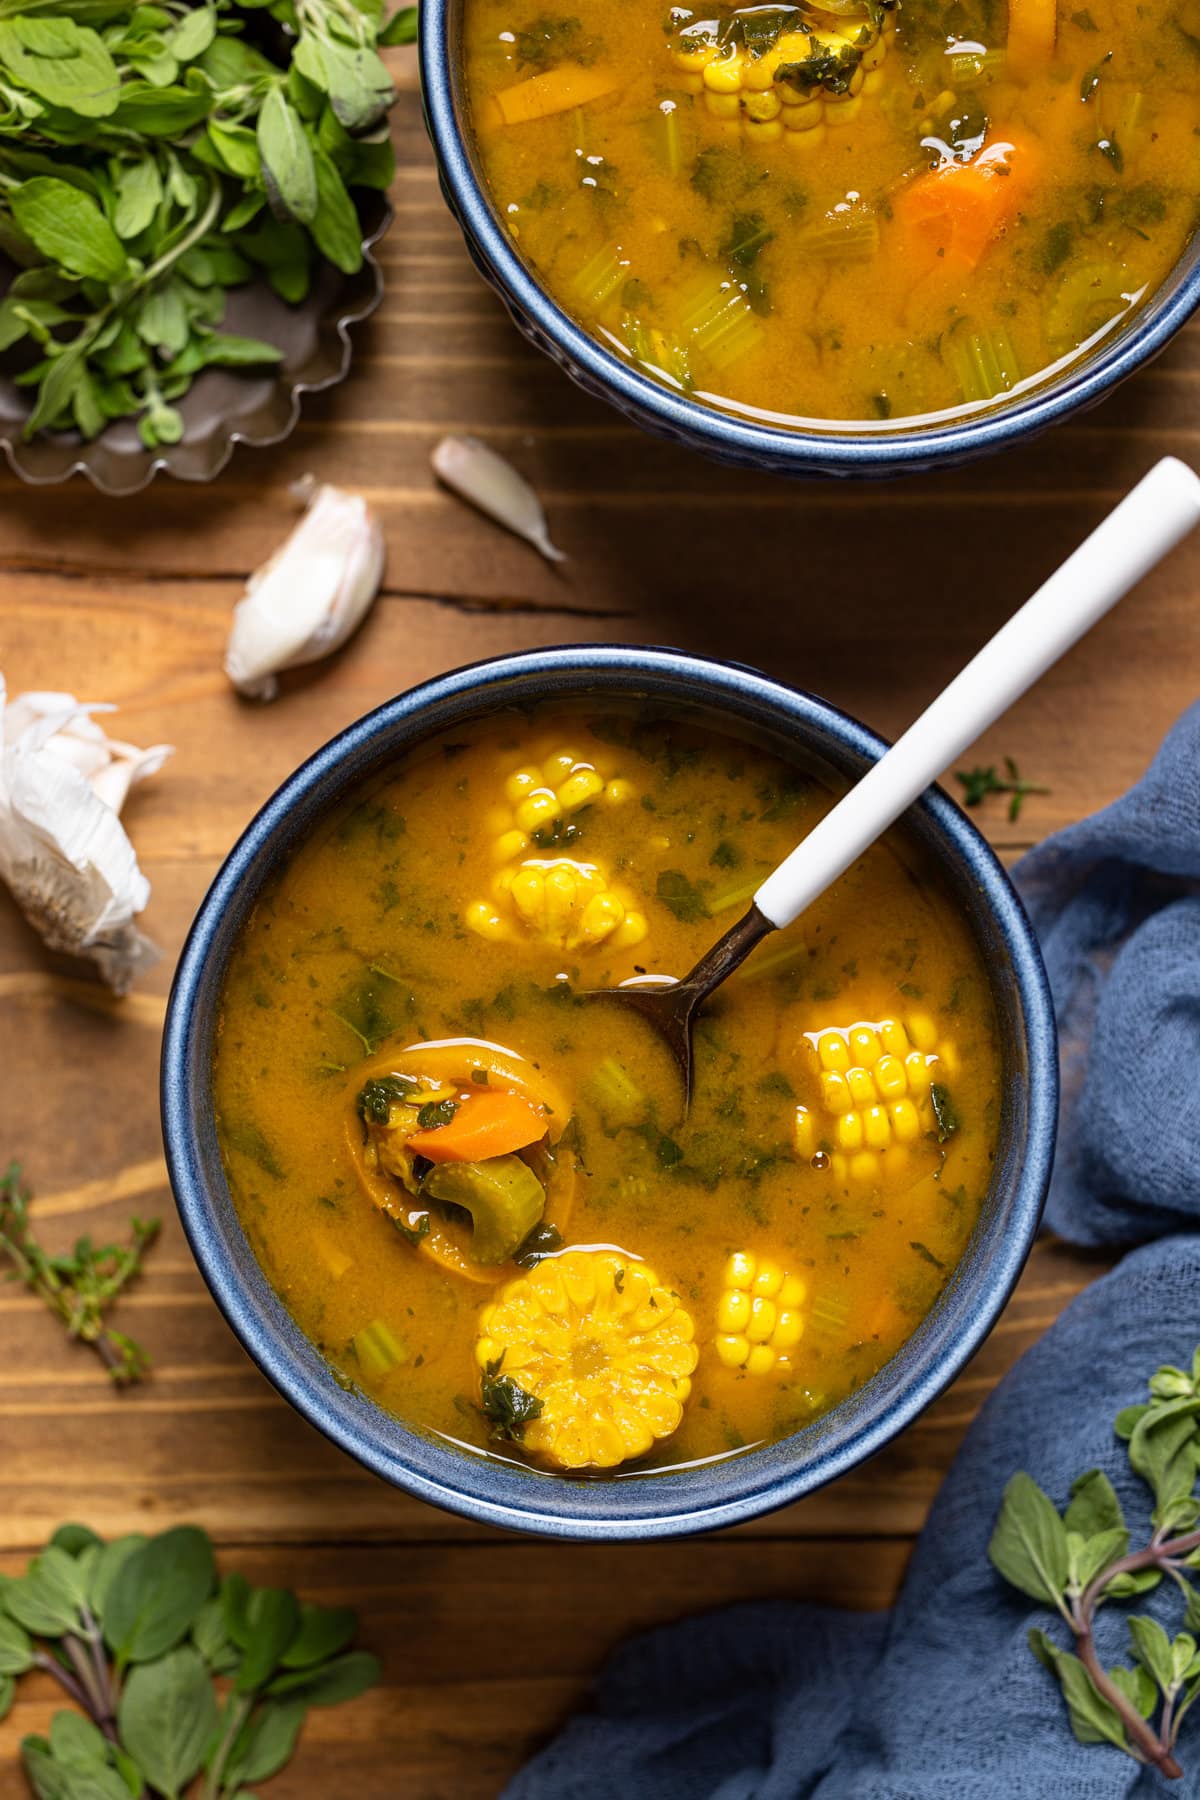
left=388, top=1211, right=431, bottom=1249
left=416, top=1098, right=458, bottom=1131
left=0, top=1521, right=378, bottom=1792
left=512, top=1221, right=564, bottom=1267
left=656, top=869, right=709, bottom=922
left=0, top=1162, right=158, bottom=1385
left=956, top=757, right=1050, bottom=822
left=356, top=1074, right=421, bottom=1125
left=0, top=0, right=414, bottom=446
left=480, top=1356, right=544, bottom=1441
left=929, top=1083, right=959, bottom=1143
left=989, top=1347, right=1200, bottom=1781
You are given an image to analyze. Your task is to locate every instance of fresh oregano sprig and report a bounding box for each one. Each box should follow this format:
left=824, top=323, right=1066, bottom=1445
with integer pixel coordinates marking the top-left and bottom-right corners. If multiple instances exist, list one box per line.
left=0, top=0, right=417, bottom=447
left=0, top=1162, right=159, bottom=1384
left=0, top=1522, right=380, bottom=1797
left=989, top=1348, right=1200, bottom=1780
left=956, top=756, right=1050, bottom=822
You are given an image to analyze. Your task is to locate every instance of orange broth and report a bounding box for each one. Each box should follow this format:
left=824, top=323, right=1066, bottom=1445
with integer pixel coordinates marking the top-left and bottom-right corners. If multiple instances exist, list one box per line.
left=213, top=706, right=1003, bottom=1476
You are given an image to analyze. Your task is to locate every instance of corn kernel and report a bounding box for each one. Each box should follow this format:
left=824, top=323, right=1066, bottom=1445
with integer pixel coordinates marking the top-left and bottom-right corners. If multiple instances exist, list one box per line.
left=677, top=70, right=704, bottom=93
left=880, top=1018, right=908, bottom=1057
left=905, top=1051, right=931, bottom=1093
left=743, top=88, right=781, bottom=120
left=705, top=89, right=740, bottom=118
left=861, top=34, right=887, bottom=69
left=817, top=1031, right=849, bottom=1073
left=780, top=1274, right=807, bottom=1307
left=510, top=866, right=544, bottom=917
left=746, top=1344, right=777, bottom=1375
left=820, top=1069, right=852, bottom=1114
left=773, top=1309, right=804, bottom=1349
left=580, top=891, right=624, bottom=943
left=863, top=65, right=884, bottom=92
left=849, top=1025, right=881, bottom=1065
left=717, top=1289, right=751, bottom=1333
left=907, top=1014, right=938, bottom=1051
left=793, top=1106, right=816, bottom=1158
left=726, top=1251, right=756, bottom=1289
left=466, top=899, right=506, bottom=940
left=558, top=767, right=605, bottom=813
left=492, top=828, right=529, bottom=864
left=515, top=789, right=560, bottom=833
left=874, top=1054, right=906, bottom=1098
left=786, top=119, right=827, bottom=148
left=850, top=1150, right=880, bottom=1183
left=742, top=49, right=780, bottom=89
left=672, top=42, right=715, bottom=69
left=544, top=748, right=581, bottom=783
left=752, top=1263, right=783, bottom=1299
left=847, top=1066, right=876, bottom=1105
left=744, top=116, right=783, bottom=143
left=612, top=910, right=648, bottom=947
left=836, top=1111, right=864, bottom=1152
left=605, top=778, right=634, bottom=804
left=703, top=50, right=744, bottom=92
left=716, top=1332, right=750, bottom=1368
left=890, top=1099, right=921, bottom=1142
left=863, top=1105, right=891, bottom=1150
left=492, top=867, right=515, bottom=897
left=504, top=767, right=541, bottom=805
left=747, top=1296, right=777, bottom=1342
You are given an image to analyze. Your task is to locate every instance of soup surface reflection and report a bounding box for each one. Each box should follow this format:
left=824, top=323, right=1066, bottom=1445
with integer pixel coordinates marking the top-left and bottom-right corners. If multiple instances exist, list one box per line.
left=214, top=707, right=1002, bottom=1476
left=462, top=0, right=1199, bottom=427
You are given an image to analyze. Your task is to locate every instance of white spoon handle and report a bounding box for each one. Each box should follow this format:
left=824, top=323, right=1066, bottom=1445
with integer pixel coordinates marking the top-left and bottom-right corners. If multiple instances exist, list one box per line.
left=754, top=456, right=1200, bottom=932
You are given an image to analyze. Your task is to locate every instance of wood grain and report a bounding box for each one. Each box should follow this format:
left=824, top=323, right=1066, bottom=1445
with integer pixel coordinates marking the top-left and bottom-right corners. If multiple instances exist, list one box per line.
left=0, top=72, right=1194, bottom=1797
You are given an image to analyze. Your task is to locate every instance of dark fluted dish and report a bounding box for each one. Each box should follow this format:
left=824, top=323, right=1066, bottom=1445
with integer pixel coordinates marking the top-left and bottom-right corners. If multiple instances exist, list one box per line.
left=0, top=195, right=389, bottom=496
left=418, top=0, right=1200, bottom=478
left=161, top=647, right=1057, bottom=1540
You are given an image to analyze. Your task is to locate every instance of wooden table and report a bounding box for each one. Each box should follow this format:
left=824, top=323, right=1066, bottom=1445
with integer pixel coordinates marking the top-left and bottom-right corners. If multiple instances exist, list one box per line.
left=2, top=50, right=1198, bottom=1799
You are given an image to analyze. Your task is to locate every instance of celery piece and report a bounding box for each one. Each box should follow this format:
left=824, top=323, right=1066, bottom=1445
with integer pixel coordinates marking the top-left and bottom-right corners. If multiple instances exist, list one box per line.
left=654, top=99, right=684, bottom=177
left=944, top=46, right=1007, bottom=86
left=679, top=274, right=763, bottom=372
left=353, top=1318, right=406, bottom=1379
left=620, top=313, right=693, bottom=391
left=422, top=1153, right=545, bottom=1264
left=1045, top=261, right=1132, bottom=355
left=794, top=207, right=880, bottom=263
left=707, top=874, right=763, bottom=914
left=944, top=318, right=1021, bottom=404
left=572, top=241, right=629, bottom=312
left=807, top=1291, right=851, bottom=1343
left=584, top=1056, right=648, bottom=1129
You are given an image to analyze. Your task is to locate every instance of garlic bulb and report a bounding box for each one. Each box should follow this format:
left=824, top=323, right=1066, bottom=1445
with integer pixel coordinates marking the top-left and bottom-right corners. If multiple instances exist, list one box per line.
left=432, top=435, right=566, bottom=564
left=0, top=679, right=172, bottom=993
left=224, top=479, right=386, bottom=701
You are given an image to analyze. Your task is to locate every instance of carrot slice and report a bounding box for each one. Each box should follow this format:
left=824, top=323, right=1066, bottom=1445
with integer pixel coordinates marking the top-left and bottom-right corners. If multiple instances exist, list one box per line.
left=493, top=64, right=617, bottom=127
left=408, top=1089, right=548, bottom=1164
left=891, top=132, right=1038, bottom=282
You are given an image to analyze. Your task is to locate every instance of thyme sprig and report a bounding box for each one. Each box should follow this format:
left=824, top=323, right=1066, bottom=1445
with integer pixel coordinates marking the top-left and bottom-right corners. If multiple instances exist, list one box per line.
left=956, top=756, right=1050, bottom=822
left=990, top=1348, right=1200, bottom=1780
left=0, top=1161, right=158, bottom=1384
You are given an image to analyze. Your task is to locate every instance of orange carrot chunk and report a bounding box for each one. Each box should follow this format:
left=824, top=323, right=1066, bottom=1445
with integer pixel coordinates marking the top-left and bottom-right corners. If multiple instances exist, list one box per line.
left=493, top=64, right=617, bottom=127
left=409, top=1089, right=548, bottom=1163
left=891, top=132, right=1038, bottom=281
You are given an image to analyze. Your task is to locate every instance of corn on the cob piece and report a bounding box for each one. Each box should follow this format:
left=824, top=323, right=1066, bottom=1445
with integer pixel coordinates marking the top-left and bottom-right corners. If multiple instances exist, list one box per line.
left=466, top=745, right=647, bottom=950
left=668, top=6, right=892, bottom=144
left=476, top=1249, right=698, bottom=1469
left=714, top=1250, right=807, bottom=1374
left=794, top=1015, right=959, bottom=1185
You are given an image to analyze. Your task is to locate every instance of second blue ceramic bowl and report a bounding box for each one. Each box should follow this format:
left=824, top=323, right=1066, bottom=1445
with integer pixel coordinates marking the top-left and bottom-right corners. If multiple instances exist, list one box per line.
left=162, top=647, right=1057, bottom=1539
left=419, top=0, right=1200, bottom=479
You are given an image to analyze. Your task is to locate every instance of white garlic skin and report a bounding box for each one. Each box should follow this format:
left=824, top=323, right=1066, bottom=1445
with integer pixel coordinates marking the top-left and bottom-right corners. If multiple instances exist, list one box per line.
left=224, top=482, right=386, bottom=701
left=432, top=435, right=566, bottom=565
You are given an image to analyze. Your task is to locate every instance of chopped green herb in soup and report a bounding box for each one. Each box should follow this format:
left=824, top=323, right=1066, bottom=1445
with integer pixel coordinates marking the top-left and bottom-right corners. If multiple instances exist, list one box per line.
left=462, top=0, right=1199, bottom=426
left=213, top=707, right=1002, bottom=1475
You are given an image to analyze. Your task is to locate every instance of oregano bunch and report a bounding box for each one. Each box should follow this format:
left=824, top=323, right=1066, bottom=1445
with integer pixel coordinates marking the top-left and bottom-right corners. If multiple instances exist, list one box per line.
left=0, top=0, right=417, bottom=447
left=0, top=1522, right=379, bottom=1798
left=989, top=1348, right=1200, bottom=1780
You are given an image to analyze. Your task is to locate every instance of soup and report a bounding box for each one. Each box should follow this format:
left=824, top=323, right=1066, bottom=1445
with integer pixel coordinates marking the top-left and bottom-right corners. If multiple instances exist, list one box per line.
left=213, top=706, right=1002, bottom=1476
left=461, top=0, right=1199, bottom=428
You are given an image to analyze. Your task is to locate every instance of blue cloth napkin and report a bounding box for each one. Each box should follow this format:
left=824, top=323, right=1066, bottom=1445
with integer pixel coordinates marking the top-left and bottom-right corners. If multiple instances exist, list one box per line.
left=507, top=702, right=1200, bottom=1800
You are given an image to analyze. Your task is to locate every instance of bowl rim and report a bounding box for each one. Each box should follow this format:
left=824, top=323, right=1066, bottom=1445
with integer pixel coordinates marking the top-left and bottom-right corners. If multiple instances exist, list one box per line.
left=418, top=0, right=1200, bottom=475
left=162, top=645, right=1058, bottom=1539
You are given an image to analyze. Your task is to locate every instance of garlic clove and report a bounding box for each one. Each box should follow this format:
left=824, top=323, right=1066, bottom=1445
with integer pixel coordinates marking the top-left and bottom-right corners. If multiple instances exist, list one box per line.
left=224, top=481, right=386, bottom=701
left=0, top=678, right=171, bottom=994
left=432, top=435, right=566, bottom=565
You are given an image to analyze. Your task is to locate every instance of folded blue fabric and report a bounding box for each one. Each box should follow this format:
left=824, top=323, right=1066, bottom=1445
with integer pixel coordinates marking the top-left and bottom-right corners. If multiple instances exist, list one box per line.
left=1016, top=699, right=1200, bottom=1246
left=507, top=704, right=1200, bottom=1800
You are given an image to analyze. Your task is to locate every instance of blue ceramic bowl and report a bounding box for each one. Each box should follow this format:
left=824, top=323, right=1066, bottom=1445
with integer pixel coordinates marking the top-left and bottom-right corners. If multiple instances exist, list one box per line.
left=419, top=0, right=1200, bottom=478
left=162, top=647, right=1057, bottom=1539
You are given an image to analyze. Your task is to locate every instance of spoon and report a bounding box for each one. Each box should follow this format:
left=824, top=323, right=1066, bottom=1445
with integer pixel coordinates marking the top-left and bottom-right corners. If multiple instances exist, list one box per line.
left=589, top=456, right=1200, bottom=1105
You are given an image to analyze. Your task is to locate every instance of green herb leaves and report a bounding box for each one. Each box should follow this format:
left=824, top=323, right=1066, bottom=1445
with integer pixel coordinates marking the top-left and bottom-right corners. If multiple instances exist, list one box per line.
left=955, top=757, right=1050, bottom=823
left=0, top=1521, right=379, bottom=1799
left=656, top=869, right=710, bottom=923
left=0, top=0, right=405, bottom=445
left=481, top=1356, right=544, bottom=1440
left=0, top=1162, right=158, bottom=1383
left=989, top=1347, right=1200, bottom=1780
